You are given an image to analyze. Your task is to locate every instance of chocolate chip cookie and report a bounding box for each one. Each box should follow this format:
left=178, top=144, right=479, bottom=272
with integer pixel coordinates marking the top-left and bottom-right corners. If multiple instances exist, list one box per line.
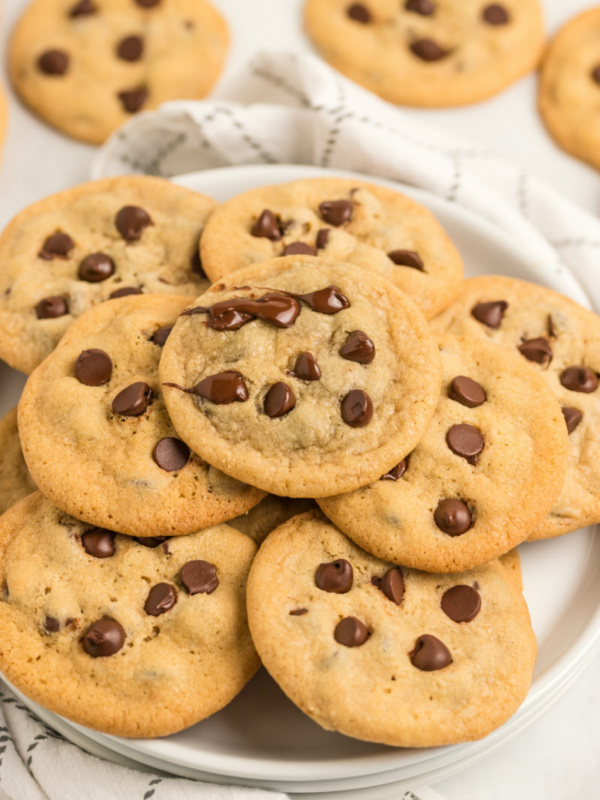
left=160, top=256, right=442, bottom=498
left=538, top=9, right=600, bottom=171
left=0, top=176, right=215, bottom=375
left=304, top=0, right=544, bottom=107
left=0, top=409, right=37, bottom=516
left=9, top=0, right=228, bottom=144
left=319, top=334, right=568, bottom=571
left=247, top=510, right=537, bottom=747
left=200, top=178, right=464, bottom=319
left=18, top=294, right=264, bottom=538
left=431, top=276, right=600, bottom=540
left=0, top=492, right=259, bottom=737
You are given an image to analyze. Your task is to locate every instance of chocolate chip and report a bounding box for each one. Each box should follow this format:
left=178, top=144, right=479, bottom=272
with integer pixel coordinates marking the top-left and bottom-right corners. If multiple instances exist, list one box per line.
left=441, top=585, right=481, bottom=622
left=334, top=617, right=369, bottom=647
left=434, top=499, right=472, bottom=536
left=115, top=206, right=153, bottom=241
left=387, top=249, right=424, bottom=270
left=38, top=50, right=70, bottom=75
left=75, top=349, right=113, bottom=385
left=471, top=300, right=508, bottom=328
left=292, top=352, right=321, bottom=381
left=296, top=286, right=350, bottom=314
left=81, top=529, right=116, bottom=558
left=118, top=87, right=148, bottom=113
left=518, top=337, right=553, bottom=366
left=69, top=0, right=97, bottom=16
left=196, top=292, right=300, bottom=331
left=562, top=406, right=583, bottom=434
left=446, top=424, right=484, bottom=465
left=315, top=559, right=353, bottom=593
left=282, top=242, right=316, bottom=256
left=82, top=618, right=125, bottom=657
left=39, top=231, right=75, bottom=259
left=144, top=583, right=177, bottom=616
left=449, top=376, right=486, bottom=408
left=482, top=4, right=510, bottom=24
left=591, top=65, right=600, bottom=86
left=35, top=296, right=68, bottom=319
left=381, top=459, right=407, bottom=480
left=405, top=0, right=434, bottom=14
left=186, top=371, right=249, bottom=404
left=117, top=35, right=144, bottom=62
left=153, top=437, right=190, bottom=471
left=109, top=286, right=143, bottom=299
left=112, top=382, right=152, bottom=416
left=341, top=389, right=373, bottom=427
left=180, top=560, right=218, bottom=595
left=151, top=325, right=172, bottom=346
left=346, top=3, right=371, bottom=22
left=316, top=229, right=330, bottom=249
left=339, top=331, right=375, bottom=364
left=78, top=253, right=115, bottom=282
left=560, top=366, right=599, bottom=393
left=135, top=0, right=161, bottom=6
left=410, top=39, right=448, bottom=61
left=251, top=209, right=281, bottom=241
left=134, top=536, right=168, bottom=548
left=289, top=608, right=308, bottom=616
left=44, top=616, right=60, bottom=633
left=191, top=249, right=207, bottom=279
left=410, top=634, right=452, bottom=671
left=264, top=382, right=296, bottom=418
left=319, top=200, right=353, bottom=227
left=379, top=567, right=404, bottom=605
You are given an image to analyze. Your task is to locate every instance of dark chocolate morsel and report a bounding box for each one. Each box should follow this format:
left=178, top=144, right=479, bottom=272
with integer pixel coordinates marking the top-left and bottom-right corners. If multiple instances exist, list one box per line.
left=185, top=371, right=249, bottom=404
left=282, top=242, right=316, bottom=256
left=115, top=205, right=153, bottom=241
left=315, top=559, right=353, bottom=593
left=108, top=286, right=143, bottom=299
left=112, top=382, right=152, bottom=416
left=144, top=583, right=177, bottom=616
left=296, top=286, right=350, bottom=314
left=562, top=406, right=583, bottom=434
left=446, top=424, right=484, bottom=465
left=482, top=4, right=510, bottom=24
left=181, top=560, right=219, bottom=595
left=449, top=376, right=486, bottom=408
left=198, top=292, right=300, bottom=331
left=410, top=634, right=452, bottom=671
left=441, top=585, right=481, bottom=622
left=35, top=296, right=68, bottom=319
left=82, top=618, right=125, bottom=657
left=251, top=209, right=281, bottom=241
left=264, top=382, right=296, bottom=418
left=293, top=352, right=321, bottom=381
left=134, top=536, right=168, bottom=548
left=319, top=200, right=353, bottom=227
left=289, top=608, right=308, bottom=616
left=434, top=499, right=472, bottom=535
left=410, top=39, right=448, bottom=61
left=118, top=87, right=148, bottom=113
left=81, top=529, right=116, bottom=558
left=316, top=228, right=330, bottom=249
left=78, top=253, right=115, bottom=282
left=471, top=300, right=508, bottom=328
left=153, top=437, right=190, bottom=471
left=560, top=366, right=599, bottom=394
left=387, top=249, right=424, bottom=270
left=405, top=0, right=435, bottom=14
left=381, top=459, right=407, bottom=481
left=117, top=35, right=144, bottom=62
left=341, top=389, right=373, bottom=427
left=38, top=50, right=70, bottom=75
left=151, top=325, right=172, bottom=346
left=346, top=3, right=371, bottom=23
left=44, top=616, right=60, bottom=633
left=518, top=337, right=553, bottom=366
left=39, top=231, right=75, bottom=259
left=75, top=348, right=113, bottom=386
left=380, top=567, right=404, bottom=605
left=339, top=330, right=375, bottom=364
left=69, top=0, right=97, bottom=16
left=334, top=616, right=369, bottom=647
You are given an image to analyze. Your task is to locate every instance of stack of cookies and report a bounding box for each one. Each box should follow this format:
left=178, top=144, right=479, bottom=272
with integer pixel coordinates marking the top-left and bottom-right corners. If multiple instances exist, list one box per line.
left=0, top=173, right=597, bottom=750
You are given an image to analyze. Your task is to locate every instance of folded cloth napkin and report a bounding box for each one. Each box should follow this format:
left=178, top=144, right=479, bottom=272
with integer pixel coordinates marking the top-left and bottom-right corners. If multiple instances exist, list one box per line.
left=93, top=50, right=600, bottom=311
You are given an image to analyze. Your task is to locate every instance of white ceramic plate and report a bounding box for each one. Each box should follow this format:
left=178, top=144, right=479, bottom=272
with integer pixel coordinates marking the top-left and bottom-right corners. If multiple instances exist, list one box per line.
left=4, top=165, right=600, bottom=794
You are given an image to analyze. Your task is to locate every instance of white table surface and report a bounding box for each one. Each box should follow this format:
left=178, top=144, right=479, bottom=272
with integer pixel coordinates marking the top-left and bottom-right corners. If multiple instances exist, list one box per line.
left=0, top=1, right=599, bottom=798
